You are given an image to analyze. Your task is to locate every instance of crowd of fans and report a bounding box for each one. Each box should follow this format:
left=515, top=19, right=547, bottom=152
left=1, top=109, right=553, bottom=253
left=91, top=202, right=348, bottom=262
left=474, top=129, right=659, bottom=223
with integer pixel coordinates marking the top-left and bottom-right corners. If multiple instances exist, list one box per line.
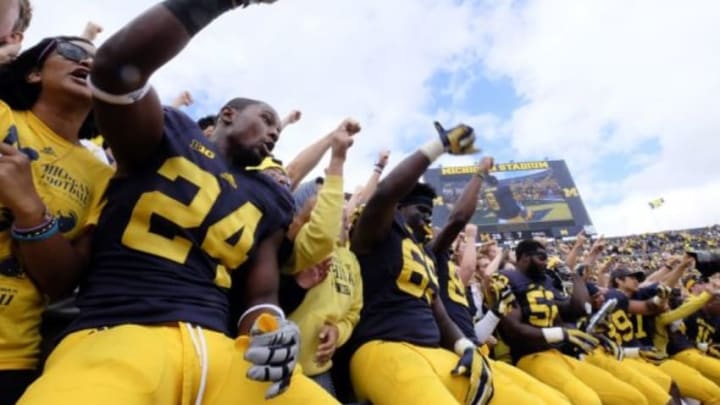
left=1, top=1, right=719, bottom=405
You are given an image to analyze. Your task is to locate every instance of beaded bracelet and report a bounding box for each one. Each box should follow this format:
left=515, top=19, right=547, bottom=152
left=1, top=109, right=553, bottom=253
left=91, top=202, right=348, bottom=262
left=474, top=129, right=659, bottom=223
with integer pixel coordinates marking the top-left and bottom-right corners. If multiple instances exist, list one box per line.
left=10, top=212, right=60, bottom=242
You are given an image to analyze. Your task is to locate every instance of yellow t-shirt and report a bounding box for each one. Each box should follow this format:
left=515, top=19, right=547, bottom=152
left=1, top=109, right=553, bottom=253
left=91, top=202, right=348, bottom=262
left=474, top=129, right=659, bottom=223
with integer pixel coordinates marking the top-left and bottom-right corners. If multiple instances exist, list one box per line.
left=0, top=100, right=114, bottom=370
left=289, top=244, right=363, bottom=376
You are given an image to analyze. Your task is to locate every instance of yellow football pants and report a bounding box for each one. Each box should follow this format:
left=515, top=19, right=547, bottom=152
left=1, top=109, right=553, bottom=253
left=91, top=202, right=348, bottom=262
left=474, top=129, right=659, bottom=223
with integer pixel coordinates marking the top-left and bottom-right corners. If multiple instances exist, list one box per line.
left=673, top=348, right=720, bottom=387
left=18, top=324, right=338, bottom=405
left=350, top=340, right=539, bottom=405
left=585, top=349, right=670, bottom=405
left=490, top=360, right=570, bottom=405
left=659, top=357, right=720, bottom=405
left=517, top=349, right=648, bottom=405
left=621, top=357, right=673, bottom=392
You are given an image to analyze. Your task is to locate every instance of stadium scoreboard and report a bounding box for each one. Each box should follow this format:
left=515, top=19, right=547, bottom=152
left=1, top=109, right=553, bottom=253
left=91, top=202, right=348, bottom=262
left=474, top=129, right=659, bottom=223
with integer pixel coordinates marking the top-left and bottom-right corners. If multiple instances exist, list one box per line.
left=424, top=160, right=594, bottom=242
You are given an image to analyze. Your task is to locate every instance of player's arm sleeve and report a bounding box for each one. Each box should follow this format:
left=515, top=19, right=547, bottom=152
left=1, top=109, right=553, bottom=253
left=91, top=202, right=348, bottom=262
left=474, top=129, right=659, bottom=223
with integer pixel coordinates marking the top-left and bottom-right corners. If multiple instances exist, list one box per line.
left=335, top=254, right=363, bottom=347
left=656, top=291, right=712, bottom=327
left=292, top=175, right=344, bottom=274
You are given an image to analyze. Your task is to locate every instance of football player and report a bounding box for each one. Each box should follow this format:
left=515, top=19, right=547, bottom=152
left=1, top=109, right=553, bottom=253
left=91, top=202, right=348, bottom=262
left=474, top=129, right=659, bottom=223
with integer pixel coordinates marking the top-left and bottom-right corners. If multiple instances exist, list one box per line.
left=498, top=240, right=648, bottom=405
left=347, top=122, right=499, bottom=405
left=610, top=266, right=720, bottom=404
left=429, top=159, right=571, bottom=405
left=18, top=1, right=338, bottom=404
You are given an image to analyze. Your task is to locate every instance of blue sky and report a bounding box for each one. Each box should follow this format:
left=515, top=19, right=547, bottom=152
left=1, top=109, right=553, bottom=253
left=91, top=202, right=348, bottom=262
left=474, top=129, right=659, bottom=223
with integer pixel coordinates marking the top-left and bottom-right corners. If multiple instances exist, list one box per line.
left=27, top=0, right=720, bottom=236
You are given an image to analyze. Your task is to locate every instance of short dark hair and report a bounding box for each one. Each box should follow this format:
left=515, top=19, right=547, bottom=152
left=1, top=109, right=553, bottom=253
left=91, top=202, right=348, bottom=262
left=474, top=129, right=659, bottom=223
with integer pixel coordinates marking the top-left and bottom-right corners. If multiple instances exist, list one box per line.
left=220, top=97, right=263, bottom=115
left=515, top=239, right=545, bottom=260
left=196, top=115, right=216, bottom=130
left=399, top=182, right=437, bottom=208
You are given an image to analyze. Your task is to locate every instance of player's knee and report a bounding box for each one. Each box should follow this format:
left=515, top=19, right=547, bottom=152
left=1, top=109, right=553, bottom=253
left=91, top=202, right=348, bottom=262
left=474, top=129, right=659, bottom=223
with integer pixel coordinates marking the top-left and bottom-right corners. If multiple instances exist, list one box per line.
left=565, top=385, right=601, bottom=405
left=625, top=387, right=650, bottom=405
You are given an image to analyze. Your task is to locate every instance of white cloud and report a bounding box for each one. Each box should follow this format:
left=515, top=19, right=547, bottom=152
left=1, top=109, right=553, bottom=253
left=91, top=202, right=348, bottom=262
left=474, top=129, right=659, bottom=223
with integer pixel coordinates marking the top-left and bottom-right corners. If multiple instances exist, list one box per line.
left=476, top=0, right=720, bottom=235
left=24, top=0, right=720, bottom=237
left=25, top=0, right=486, bottom=189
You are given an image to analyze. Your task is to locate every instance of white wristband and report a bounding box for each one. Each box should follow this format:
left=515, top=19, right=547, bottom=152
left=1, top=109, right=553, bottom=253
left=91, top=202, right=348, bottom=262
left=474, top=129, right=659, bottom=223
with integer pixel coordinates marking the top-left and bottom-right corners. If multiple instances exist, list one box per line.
left=236, top=303, right=285, bottom=328
left=419, top=139, right=444, bottom=162
left=698, top=343, right=709, bottom=353
left=87, top=76, right=152, bottom=105
left=542, top=327, right=565, bottom=344
left=651, top=296, right=663, bottom=306
left=474, top=311, right=501, bottom=344
left=453, top=337, right=475, bottom=356
left=624, top=347, right=640, bottom=358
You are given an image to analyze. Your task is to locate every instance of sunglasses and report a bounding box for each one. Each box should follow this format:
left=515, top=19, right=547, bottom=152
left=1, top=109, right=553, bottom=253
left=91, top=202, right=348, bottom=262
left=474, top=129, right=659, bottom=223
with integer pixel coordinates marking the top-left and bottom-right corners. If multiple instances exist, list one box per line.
left=37, top=40, right=94, bottom=66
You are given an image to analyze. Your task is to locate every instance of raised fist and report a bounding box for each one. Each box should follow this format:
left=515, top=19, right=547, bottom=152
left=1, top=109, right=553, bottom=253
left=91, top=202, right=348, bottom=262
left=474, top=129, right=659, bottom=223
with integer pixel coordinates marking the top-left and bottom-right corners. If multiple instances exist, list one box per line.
left=330, top=119, right=360, bottom=159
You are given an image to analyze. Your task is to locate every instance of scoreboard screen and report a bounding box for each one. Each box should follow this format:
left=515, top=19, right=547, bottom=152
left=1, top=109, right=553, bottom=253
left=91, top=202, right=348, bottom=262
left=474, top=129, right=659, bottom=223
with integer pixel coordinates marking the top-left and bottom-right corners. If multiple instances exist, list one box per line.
left=424, top=160, right=594, bottom=241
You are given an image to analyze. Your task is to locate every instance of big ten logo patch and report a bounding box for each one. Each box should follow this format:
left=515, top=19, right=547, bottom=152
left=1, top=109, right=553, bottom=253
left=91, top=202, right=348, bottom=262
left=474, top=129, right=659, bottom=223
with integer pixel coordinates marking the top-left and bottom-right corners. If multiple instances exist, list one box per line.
left=190, top=140, right=215, bottom=159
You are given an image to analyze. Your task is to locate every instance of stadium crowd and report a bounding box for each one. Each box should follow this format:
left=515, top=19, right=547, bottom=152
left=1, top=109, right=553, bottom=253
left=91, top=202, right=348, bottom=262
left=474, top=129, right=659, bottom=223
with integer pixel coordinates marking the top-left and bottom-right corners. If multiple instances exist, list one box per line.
left=1, top=1, right=720, bottom=405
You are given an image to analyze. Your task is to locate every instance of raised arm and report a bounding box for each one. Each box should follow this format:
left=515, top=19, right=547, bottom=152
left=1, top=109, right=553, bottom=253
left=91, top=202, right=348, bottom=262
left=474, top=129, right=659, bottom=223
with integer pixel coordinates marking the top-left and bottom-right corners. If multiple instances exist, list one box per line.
left=564, top=231, right=587, bottom=270
left=280, top=109, right=301, bottom=130
left=80, top=21, right=103, bottom=42
left=351, top=122, right=478, bottom=254
left=285, top=123, right=337, bottom=191
left=458, top=224, right=478, bottom=286
left=349, top=149, right=390, bottom=208
left=291, top=122, right=357, bottom=273
left=90, top=1, right=267, bottom=171
left=429, top=157, right=492, bottom=255
left=661, top=256, right=693, bottom=288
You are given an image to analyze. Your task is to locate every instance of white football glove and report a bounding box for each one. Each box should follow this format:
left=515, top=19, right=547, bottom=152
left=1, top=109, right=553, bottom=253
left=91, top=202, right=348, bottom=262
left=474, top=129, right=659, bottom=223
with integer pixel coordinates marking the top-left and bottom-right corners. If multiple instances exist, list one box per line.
left=244, top=314, right=300, bottom=399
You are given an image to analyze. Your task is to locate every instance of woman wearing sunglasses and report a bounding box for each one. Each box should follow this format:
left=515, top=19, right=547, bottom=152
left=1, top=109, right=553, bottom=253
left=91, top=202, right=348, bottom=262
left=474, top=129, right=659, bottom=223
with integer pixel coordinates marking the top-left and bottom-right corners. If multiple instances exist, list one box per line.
left=0, top=36, right=114, bottom=404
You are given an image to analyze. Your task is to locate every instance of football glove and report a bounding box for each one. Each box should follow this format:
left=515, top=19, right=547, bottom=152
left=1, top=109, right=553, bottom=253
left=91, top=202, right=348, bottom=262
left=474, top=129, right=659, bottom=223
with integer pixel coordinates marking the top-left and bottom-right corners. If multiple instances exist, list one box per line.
left=564, top=328, right=600, bottom=354
left=596, top=334, right=624, bottom=361
left=244, top=313, right=300, bottom=399
left=638, top=346, right=668, bottom=365
left=451, top=339, right=494, bottom=405
left=708, top=343, right=720, bottom=359
left=543, top=327, right=599, bottom=355
left=434, top=121, right=478, bottom=155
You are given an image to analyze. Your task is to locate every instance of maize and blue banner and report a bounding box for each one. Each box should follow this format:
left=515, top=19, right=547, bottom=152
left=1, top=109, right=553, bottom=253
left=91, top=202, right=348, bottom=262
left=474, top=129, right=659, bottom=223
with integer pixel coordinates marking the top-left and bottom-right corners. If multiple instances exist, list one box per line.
left=424, top=160, right=594, bottom=241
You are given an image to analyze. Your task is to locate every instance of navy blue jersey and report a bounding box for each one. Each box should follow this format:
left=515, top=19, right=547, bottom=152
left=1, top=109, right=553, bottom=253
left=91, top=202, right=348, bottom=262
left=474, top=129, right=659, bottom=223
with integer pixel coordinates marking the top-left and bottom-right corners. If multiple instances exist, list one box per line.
left=666, top=319, right=696, bottom=356
left=435, top=250, right=477, bottom=343
left=501, top=269, right=562, bottom=362
left=684, top=310, right=720, bottom=347
left=70, top=108, right=294, bottom=335
left=484, top=185, right=522, bottom=220
left=349, top=214, right=440, bottom=349
left=603, top=288, right=640, bottom=346
left=631, top=285, right=659, bottom=347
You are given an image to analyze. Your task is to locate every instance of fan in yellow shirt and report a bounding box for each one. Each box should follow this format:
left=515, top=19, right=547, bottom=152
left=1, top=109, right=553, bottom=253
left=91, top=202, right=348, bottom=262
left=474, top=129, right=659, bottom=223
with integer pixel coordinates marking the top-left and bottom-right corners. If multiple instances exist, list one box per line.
left=0, top=36, right=113, bottom=404
left=277, top=120, right=364, bottom=395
